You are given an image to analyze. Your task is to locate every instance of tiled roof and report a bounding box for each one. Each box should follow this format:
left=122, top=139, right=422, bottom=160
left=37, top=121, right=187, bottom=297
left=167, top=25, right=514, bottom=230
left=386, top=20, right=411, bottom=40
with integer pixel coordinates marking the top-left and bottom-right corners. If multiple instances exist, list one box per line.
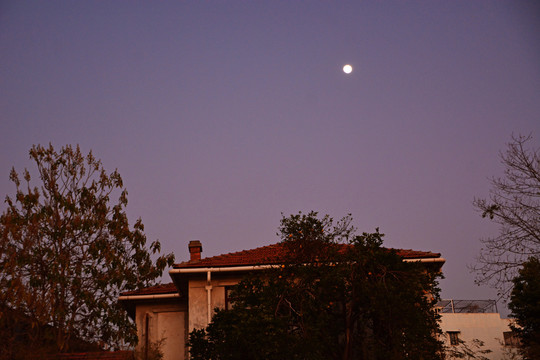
left=40, top=351, right=134, bottom=360
left=120, top=282, right=177, bottom=296
left=174, top=242, right=441, bottom=269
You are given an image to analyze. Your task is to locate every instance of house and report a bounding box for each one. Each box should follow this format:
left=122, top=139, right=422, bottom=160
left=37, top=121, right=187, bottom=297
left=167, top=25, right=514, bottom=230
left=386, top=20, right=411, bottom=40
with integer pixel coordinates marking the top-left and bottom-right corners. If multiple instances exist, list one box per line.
left=438, top=299, right=520, bottom=360
left=119, top=240, right=445, bottom=360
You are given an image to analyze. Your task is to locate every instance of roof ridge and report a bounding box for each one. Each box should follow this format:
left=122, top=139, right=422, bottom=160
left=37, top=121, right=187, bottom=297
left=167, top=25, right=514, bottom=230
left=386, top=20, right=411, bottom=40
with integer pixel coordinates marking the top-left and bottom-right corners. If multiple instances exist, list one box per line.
left=175, top=243, right=281, bottom=266
left=173, top=241, right=441, bottom=269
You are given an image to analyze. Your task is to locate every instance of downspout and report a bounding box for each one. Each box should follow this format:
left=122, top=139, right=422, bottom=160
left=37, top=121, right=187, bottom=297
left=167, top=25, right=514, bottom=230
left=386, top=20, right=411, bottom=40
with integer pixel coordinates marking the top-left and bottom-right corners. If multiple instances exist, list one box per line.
left=144, top=313, right=149, bottom=360
left=206, top=270, right=212, bottom=324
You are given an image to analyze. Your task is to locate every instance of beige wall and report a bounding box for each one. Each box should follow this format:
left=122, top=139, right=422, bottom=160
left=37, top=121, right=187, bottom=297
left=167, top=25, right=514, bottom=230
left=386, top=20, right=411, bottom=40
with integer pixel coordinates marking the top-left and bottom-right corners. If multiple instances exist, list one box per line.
left=187, top=273, right=243, bottom=332
left=134, top=299, right=187, bottom=360
left=131, top=273, right=245, bottom=360
left=440, top=313, right=519, bottom=360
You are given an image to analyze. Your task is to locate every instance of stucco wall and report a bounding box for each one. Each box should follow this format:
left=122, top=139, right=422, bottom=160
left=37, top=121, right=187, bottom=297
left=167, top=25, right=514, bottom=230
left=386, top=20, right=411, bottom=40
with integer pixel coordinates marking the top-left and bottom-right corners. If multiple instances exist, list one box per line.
left=439, top=313, right=518, bottom=359
left=134, top=299, right=187, bottom=360
left=187, top=274, right=243, bottom=332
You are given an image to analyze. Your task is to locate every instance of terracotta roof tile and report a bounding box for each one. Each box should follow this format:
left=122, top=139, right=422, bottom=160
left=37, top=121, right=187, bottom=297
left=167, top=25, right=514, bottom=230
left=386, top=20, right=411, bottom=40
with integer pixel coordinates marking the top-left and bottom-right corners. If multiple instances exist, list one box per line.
left=174, top=242, right=441, bottom=269
left=120, top=282, right=177, bottom=296
left=40, top=351, right=134, bottom=360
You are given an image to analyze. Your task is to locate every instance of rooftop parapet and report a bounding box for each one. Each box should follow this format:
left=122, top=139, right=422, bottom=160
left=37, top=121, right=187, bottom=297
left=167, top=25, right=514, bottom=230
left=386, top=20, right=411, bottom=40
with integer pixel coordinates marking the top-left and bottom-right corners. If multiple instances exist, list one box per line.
left=436, top=299, right=498, bottom=314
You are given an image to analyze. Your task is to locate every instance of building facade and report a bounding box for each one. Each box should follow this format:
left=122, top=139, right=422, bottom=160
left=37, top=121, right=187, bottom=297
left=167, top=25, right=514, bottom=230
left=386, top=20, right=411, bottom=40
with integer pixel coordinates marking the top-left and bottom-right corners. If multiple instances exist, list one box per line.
left=120, top=240, right=445, bottom=360
left=438, top=299, right=520, bottom=360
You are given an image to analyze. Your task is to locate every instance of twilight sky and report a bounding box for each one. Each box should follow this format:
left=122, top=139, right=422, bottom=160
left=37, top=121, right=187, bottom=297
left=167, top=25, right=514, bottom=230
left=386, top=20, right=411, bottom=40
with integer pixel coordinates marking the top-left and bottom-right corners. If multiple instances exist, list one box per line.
left=1, top=1, right=539, bottom=315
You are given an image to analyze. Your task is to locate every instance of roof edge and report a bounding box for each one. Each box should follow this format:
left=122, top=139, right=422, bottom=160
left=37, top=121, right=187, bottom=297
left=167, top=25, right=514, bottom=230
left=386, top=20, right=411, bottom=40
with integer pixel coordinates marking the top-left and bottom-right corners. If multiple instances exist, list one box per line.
left=118, top=293, right=180, bottom=301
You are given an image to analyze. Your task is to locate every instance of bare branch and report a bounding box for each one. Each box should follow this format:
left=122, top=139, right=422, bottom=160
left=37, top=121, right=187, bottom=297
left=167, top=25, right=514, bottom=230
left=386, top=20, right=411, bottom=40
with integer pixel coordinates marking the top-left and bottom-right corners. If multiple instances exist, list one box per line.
left=472, top=134, right=540, bottom=298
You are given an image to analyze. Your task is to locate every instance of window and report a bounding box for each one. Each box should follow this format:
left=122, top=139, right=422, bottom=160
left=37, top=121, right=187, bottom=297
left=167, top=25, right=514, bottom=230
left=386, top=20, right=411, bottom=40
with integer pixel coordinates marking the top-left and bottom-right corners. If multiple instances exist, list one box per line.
left=503, top=331, right=521, bottom=347
left=225, top=286, right=236, bottom=310
left=447, top=331, right=460, bottom=346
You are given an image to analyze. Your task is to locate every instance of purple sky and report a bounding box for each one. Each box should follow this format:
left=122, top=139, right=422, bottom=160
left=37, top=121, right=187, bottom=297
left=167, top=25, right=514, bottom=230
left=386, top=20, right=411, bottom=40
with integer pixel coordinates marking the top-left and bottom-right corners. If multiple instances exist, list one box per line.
left=1, top=1, right=539, bottom=316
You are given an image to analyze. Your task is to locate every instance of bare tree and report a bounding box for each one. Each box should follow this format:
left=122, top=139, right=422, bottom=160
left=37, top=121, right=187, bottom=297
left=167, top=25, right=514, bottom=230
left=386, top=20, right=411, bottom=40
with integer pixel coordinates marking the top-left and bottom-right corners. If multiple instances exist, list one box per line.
left=473, top=134, right=540, bottom=298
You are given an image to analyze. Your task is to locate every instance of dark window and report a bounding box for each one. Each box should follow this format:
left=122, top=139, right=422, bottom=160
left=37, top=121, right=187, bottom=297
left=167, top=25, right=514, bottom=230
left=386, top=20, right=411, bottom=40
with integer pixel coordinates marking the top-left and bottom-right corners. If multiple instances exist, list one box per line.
left=447, top=331, right=460, bottom=346
left=503, top=331, right=520, bottom=347
left=225, top=286, right=236, bottom=310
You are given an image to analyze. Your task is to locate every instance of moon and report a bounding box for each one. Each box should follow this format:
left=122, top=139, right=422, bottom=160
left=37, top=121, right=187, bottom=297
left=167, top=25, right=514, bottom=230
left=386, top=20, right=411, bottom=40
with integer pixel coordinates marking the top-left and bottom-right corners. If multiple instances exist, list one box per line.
left=343, top=64, right=353, bottom=74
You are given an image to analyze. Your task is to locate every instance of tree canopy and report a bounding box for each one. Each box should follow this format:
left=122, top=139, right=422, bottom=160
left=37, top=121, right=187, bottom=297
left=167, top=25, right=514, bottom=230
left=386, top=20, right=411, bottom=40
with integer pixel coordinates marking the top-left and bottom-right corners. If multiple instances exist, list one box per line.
left=0, top=144, right=174, bottom=357
left=473, top=134, right=540, bottom=297
left=509, top=256, right=540, bottom=360
left=188, top=212, right=444, bottom=360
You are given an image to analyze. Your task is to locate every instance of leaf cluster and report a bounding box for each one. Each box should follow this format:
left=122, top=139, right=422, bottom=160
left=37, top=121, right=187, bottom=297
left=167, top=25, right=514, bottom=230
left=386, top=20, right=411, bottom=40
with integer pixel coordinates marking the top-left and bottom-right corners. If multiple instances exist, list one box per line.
left=0, top=144, right=174, bottom=356
left=189, top=211, right=444, bottom=360
left=509, top=256, right=540, bottom=359
left=445, top=338, right=492, bottom=360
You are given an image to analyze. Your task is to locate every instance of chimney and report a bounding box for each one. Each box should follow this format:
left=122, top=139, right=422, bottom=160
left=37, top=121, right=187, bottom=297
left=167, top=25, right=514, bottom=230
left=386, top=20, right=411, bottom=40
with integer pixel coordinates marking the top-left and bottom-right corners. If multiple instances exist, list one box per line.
left=189, top=240, right=203, bottom=262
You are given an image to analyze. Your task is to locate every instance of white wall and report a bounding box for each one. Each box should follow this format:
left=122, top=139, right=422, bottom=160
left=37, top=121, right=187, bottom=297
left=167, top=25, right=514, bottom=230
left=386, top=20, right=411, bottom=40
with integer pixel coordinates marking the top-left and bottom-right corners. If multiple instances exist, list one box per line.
left=440, top=313, right=519, bottom=359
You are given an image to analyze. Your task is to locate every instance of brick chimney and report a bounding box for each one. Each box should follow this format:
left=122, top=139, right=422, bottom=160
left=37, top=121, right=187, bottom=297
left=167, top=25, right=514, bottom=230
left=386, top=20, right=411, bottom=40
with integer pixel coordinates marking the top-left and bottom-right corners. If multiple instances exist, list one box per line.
left=188, top=240, right=203, bottom=262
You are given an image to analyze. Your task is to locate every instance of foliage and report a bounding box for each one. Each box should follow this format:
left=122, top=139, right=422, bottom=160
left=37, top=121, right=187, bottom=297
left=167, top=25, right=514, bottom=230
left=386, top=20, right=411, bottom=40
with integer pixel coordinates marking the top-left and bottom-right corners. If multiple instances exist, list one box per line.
left=188, top=298, right=306, bottom=360
left=509, top=256, right=540, bottom=359
left=499, top=339, right=523, bottom=360
left=189, top=211, right=444, bottom=360
left=0, top=304, right=57, bottom=360
left=0, top=144, right=174, bottom=355
left=473, top=134, right=540, bottom=298
left=445, top=338, right=492, bottom=360
left=134, top=339, right=165, bottom=360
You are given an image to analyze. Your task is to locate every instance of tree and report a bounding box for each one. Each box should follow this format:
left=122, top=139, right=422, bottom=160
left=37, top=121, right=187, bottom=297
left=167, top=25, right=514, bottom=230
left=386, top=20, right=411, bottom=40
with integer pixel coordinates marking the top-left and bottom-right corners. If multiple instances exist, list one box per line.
left=0, top=144, right=175, bottom=357
left=473, top=134, right=540, bottom=297
left=188, top=212, right=444, bottom=360
left=509, top=256, right=540, bottom=359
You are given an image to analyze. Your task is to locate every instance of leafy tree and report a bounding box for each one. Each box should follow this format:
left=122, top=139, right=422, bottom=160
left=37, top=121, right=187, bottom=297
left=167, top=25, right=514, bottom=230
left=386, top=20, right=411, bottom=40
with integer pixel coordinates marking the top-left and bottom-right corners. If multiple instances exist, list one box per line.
left=473, top=134, right=540, bottom=297
left=188, top=212, right=444, bottom=360
left=509, top=256, right=540, bottom=359
left=0, top=144, right=174, bottom=357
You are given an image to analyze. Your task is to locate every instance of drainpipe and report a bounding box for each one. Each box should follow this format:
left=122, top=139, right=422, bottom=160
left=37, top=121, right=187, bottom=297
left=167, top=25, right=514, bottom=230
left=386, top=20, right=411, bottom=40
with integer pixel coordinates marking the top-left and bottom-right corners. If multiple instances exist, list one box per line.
left=144, top=313, right=149, bottom=360
left=206, top=270, right=212, bottom=324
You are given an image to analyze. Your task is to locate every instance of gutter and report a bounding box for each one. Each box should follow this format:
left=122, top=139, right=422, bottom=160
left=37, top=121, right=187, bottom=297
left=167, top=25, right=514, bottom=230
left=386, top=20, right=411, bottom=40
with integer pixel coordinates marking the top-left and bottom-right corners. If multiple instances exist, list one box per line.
left=403, top=257, right=446, bottom=264
left=120, top=260, right=444, bottom=299
left=169, top=264, right=277, bottom=274
left=118, top=293, right=180, bottom=301
left=169, top=265, right=276, bottom=325
left=169, top=258, right=445, bottom=275
left=170, top=258, right=443, bottom=325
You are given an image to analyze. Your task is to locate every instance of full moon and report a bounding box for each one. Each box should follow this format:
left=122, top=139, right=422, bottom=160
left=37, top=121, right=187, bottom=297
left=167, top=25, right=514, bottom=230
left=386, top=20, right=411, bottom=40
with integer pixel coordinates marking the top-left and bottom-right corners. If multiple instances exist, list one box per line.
left=343, top=64, right=353, bottom=74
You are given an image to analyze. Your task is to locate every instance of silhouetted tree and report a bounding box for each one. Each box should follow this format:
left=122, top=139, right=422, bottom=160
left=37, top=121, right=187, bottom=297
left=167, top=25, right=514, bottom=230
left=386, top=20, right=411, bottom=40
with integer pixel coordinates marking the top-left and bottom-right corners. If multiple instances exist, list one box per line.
left=188, top=212, right=444, bottom=360
left=509, top=256, right=540, bottom=359
left=473, top=134, right=540, bottom=297
left=0, top=144, right=174, bottom=358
